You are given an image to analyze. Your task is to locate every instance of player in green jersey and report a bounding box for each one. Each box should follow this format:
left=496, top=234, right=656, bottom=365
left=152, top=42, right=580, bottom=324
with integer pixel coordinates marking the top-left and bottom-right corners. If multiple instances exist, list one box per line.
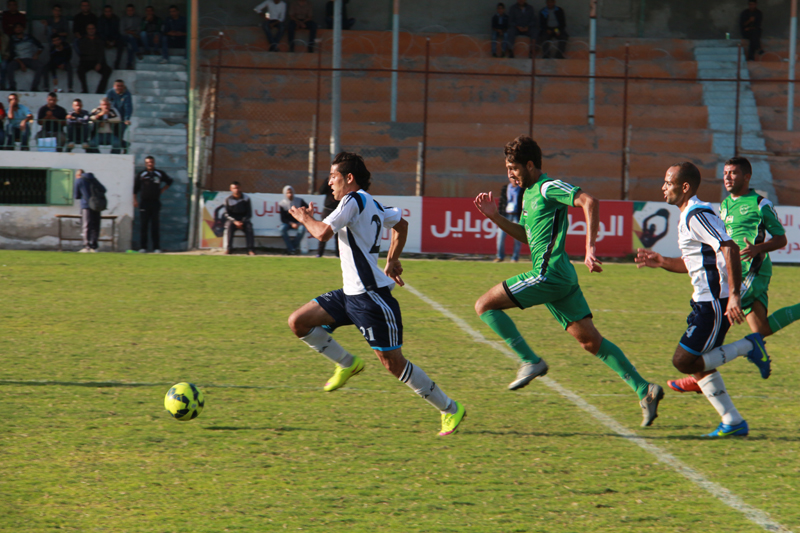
left=473, top=136, right=665, bottom=427
left=668, top=156, right=799, bottom=394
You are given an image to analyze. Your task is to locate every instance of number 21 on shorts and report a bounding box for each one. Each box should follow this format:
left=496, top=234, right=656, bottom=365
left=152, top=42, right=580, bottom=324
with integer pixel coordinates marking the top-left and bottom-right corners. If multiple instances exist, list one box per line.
left=360, top=326, right=375, bottom=341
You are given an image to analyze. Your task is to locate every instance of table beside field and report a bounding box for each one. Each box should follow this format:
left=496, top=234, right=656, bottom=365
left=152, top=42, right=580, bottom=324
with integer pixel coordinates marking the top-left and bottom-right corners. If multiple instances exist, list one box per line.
left=55, top=214, right=118, bottom=252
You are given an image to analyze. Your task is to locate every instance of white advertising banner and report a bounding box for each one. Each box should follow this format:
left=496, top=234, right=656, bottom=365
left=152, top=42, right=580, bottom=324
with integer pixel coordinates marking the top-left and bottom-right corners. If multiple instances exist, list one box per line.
left=633, top=201, right=800, bottom=263
left=200, top=192, right=423, bottom=253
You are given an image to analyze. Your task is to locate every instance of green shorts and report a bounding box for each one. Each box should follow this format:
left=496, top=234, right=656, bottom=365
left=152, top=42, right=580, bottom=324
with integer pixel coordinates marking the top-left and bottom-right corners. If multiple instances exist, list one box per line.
left=503, top=272, right=593, bottom=330
left=741, top=272, right=770, bottom=315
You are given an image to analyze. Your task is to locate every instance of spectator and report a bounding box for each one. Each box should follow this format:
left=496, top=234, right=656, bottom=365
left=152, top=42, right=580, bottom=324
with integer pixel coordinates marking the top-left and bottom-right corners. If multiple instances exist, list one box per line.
left=507, top=0, right=536, bottom=58
left=120, top=4, right=142, bottom=69
left=106, top=79, right=132, bottom=151
left=73, top=1, right=99, bottom=40
left=37, top=92, right=67, bottom=151
left=278, top=185, right=308, bottom=254
left=160, top=5, right=187, bottom=64
left=491, top=2, right=510, bottom=58
left=42, top=4, right=70, bottom=43
left=223, top=181, right=256, bottom=255
left=87, top=97, right=122, bottom=153
left=3, top=92, right=32, bottom=150
left=1, top=0, right=26, bottom=37
left=6, top=23, right=43, bottom=92
left=44, top=34, right=73, bottom=93
left=134, top=156, right=173, bottom=253
left=316, top=179, right=339, bottom=258
left=740, top=0, right=764, bottom=61
left=66, top=98, right=91, bottom=152
left=537, top=0, right=568, bottom=59
left=140, top=6, right=161, bottom=56
left=0, top=101, right=5, bottom=146
left=0, top=30, right=8, bottom=89
left=325, top=0, right=354, bottom=30
left=77, top=23, right=112, bottom=94
left=287, top=0, right=317, bottom=53
left=494, top=175, right=523, bottom=263
left=73, top=169, right=107, bottom=252
left=255, top=0, right=287, bottom=52
left=98, top=4, right=124, bottom=70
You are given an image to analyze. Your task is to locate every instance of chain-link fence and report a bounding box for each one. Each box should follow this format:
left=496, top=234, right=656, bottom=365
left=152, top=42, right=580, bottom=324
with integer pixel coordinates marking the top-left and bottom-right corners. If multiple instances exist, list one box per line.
left=199, top=32, right=800, bottom=204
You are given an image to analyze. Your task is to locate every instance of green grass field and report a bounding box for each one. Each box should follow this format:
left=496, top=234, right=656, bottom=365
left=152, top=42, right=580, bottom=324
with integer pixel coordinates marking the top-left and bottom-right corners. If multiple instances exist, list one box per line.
left=1, top=250, right=798, bottom=532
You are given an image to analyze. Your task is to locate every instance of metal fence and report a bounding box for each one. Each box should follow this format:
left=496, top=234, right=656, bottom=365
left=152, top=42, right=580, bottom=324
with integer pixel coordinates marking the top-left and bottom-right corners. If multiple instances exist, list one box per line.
left=199, top=35, right=800, bottom=205
left=1, top=119, right=132, bottom=154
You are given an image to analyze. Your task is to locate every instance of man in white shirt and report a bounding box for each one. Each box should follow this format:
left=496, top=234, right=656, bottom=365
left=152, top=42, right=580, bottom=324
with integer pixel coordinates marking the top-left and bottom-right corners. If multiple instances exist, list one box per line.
left=636, top=162, right=772, bottom=438
left=254, top=0, right=286, bottom=51
left=287, top=152, right=467, bottom=437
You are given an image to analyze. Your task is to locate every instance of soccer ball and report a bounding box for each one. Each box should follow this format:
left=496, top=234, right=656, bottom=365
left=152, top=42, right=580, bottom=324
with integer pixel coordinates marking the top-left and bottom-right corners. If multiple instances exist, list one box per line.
left=164, top=382, right=205, bottom=421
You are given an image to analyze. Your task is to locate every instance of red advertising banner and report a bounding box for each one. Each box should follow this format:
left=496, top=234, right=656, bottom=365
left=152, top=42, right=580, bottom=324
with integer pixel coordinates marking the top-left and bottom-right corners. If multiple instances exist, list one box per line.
left=421, top=197, right=633, bottom=257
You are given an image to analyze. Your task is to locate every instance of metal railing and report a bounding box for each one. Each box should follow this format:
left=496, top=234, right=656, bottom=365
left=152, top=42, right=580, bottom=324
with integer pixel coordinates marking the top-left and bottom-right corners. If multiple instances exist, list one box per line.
left=1, top=119, right=132, bottom=153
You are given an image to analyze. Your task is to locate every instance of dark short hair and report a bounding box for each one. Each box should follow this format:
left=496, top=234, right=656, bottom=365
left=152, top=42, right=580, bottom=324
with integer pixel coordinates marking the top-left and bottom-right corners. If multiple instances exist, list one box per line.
left=126, top=3, right=135, bottom=7
left=104, top=4, right=112, bottom=9
left=497, top=2, right=505, bottom=6
left=48, top=92, right=57, bottom=98
left=332, top=152, right=371, bottom=191
left=672, top=161, right=701, bottom=191
left=145, top=5, right=154, bottom=10
left=8, top=92, right=18, bottom=99
left=504, top=135, right=542, bottom=169
left=114, top=79, right=125, bottom=84
left=145, top=155, right=155, bottom=161
left=53, top=4, right=62, bottom=8
left=73, top=98, right=83, bottom=104
left=725, top=156, right=752, bottom=176
left=169, top=4, right=178, bottom=9
left=231, top=181, right=241, bottom=186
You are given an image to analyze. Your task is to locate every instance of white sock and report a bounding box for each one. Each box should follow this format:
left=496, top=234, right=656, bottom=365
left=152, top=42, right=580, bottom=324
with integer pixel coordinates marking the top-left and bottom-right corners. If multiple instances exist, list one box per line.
left=697, top=372, right=744, bottom=425
left=300, top=327, right=354, bottom=368
left=702, top=338, right=753, bottom=371
left=399, top=360, right=457, bottom=414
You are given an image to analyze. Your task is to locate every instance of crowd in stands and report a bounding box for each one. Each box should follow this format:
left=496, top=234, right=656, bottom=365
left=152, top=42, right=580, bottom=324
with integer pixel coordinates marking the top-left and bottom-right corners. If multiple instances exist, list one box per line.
left=0, top=78, right=133, bottom=152
left=254, top=0, right=355, bottom=52
left=0, top=0, right=187, bottom=93
left=491, top=0, right=568, bottom=59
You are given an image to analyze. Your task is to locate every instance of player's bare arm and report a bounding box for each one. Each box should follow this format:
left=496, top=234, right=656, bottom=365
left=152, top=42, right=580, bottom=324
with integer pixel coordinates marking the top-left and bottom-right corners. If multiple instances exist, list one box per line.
left=573, top=191, right=603, bottom=273
left=474, top=191, right=527, bottom=243
left=384, top=218, right=408, bottom=287
left=719, top=240, right=745, bottom=325
left=289, top=203, right=334, bottom=242
left=635, top=248, right=688, bottom=273
left=741, top=234, right=788, bottom=260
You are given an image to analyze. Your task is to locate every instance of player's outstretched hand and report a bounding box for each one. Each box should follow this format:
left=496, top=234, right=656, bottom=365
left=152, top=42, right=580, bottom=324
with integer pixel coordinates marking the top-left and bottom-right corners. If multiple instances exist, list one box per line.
left=635, top=248, right=663, bottom=269
left=474, top=192, right=498, bottom=219
left=584, top=246, right=603, bottom=273
left=289, top=203, right=314, bottom=224
left=740, top=238, right=759, bottom=260
left=384, top=258, right=404, bottom=286
left=725, top=294, right=746, bottom=325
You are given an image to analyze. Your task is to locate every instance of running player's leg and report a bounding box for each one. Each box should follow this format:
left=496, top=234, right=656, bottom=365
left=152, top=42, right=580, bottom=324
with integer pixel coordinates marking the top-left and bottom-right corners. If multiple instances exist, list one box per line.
left=767, top=301, right=800, bottom=337
left=288, top=290, right=362, bottom=391
left=746, top=300, right=773, bottom=337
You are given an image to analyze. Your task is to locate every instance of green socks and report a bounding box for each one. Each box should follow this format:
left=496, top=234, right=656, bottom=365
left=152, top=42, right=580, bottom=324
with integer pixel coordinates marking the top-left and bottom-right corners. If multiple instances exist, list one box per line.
left=768, top=303, right=800, bottom=335
left=480, top=310, right=541, bottom=364
left=595, top=338, right=650, bottom=400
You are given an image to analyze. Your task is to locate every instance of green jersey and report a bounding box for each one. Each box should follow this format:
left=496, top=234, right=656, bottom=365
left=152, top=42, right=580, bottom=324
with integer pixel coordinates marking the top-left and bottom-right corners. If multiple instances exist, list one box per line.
left=719, top=189, right=785, bottom=279
left=520, top=173, right=581, bottom=284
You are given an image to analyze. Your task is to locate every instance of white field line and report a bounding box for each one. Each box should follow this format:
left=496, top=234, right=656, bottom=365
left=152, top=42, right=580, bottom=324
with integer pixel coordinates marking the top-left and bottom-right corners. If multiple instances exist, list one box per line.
left=403, top=282, right=792, bottom=533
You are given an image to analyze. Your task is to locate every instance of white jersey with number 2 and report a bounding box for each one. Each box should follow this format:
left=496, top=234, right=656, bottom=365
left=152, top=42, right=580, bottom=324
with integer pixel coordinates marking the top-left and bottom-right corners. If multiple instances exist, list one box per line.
left=323, top=190, right=402, bottom=296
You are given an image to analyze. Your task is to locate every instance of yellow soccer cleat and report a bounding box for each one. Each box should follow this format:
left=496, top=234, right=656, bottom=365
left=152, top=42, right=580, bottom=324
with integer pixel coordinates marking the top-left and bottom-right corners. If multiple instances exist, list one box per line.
left=323, top=356, right=365, bottom=392
left=438, top=401, right=466, bottom=436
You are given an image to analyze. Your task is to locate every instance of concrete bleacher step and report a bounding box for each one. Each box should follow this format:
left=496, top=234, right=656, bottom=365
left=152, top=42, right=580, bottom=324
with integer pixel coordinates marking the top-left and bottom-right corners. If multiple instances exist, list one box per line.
left=138, top=55, right=187, bottom=65
left=135, top=70, right=189, bottom=82
left=135, top=95, right=189, bottom=104
left=136, top=80, right=188, bottom=91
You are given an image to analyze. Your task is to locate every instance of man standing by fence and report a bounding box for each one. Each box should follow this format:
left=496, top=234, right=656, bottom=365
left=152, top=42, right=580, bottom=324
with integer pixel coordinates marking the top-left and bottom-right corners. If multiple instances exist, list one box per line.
left=73, top=169, right=106, bottom=252
left=134, top=156, right=172, bottom=253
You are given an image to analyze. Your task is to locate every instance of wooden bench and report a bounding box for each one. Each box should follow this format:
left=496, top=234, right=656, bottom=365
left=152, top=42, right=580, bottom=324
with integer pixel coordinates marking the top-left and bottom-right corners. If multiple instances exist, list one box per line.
left=56, top=214, right=118, bottom=251
left=228, top=226, right=310, bottom=254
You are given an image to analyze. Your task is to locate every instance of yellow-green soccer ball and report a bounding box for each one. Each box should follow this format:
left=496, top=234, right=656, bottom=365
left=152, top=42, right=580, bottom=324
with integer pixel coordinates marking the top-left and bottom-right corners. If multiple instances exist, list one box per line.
left=164, top=382, right=205, bottom=421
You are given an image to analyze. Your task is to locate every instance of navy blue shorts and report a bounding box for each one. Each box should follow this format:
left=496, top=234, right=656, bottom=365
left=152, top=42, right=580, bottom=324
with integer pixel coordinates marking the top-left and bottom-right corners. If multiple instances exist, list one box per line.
left=314, top=287, right=403, bottom=351
left=679, top=298, right=731, bottom=356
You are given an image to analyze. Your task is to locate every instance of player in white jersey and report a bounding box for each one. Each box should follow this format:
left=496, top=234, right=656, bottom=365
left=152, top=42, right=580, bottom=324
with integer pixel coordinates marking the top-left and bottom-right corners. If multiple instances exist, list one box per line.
left=287, top=152, right=466, bottom=436
left=635, top=162, right=771, bottom=437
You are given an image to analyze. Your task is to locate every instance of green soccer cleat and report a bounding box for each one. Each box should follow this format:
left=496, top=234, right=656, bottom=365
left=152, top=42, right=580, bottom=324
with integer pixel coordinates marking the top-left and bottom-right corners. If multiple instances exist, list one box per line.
left=438, top=401, right=466, bottom=436
left=323, top=356, right=365, bottom=392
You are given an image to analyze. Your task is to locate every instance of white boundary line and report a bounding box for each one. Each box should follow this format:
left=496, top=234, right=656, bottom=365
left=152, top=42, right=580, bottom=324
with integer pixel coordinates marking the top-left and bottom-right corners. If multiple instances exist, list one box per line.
left=403, top=282, right=792, bottom=533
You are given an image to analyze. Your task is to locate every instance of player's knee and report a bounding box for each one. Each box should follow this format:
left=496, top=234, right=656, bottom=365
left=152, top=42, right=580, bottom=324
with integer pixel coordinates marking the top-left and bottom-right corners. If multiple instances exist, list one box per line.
left=474, top=298, right=487, bottom=316
left=672, top=352, right=696, bottom=374
left=581, top=338, right=601, bottom=354
left=287, top=311, right=307, bottom=337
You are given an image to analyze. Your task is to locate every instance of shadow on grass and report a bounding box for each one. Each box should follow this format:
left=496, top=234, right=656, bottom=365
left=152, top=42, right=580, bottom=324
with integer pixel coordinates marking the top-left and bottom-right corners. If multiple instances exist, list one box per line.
left=204, top=425, right=313, bottom=432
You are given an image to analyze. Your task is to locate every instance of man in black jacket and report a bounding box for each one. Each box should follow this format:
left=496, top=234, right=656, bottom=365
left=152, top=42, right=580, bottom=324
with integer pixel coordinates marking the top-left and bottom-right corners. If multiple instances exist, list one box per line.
left=73, top=169, right=106, bottom=252
left=223, top=181, right=255, bottom=255
left=76, top=23, right=112, bottom=94
left=740, top=0, right=763, bottom=60
left=133, top=156, right=173, bottom=253
left=537, top=0, right=568, bottom=59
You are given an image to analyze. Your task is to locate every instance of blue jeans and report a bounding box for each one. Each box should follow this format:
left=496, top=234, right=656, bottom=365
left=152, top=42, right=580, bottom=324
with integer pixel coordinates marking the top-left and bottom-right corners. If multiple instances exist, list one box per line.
left=140, top=31, right=161, bottom=53
left=491, top=30, right=510, bottom=55
left=262, top=20, right=285, bottom=51
left=88, top=131, right=122, bottom=153
left=496, top=213, right=521, bottom=261
left=161, top=36, right=186, bottom=60
left=280, top=223, right=306, bottom=253
left=5, top=124, right=30, bottom=149
left=123, top=34, right=139, bottom=66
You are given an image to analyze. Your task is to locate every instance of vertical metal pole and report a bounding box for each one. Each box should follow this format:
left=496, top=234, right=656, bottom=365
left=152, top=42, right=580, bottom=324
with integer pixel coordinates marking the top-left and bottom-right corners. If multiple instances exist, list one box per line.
left=420, top=38, right=430, bottom=197
left=415, top=142, right=423, bottom=196
left=330, top=0, right=342, bottom=160
left=734, top=42, right=742, bottom=157
left=308, top=116, right=317, bottom=194
left=313, top=45, right=322, bottom=191
left=529, top=50, right=535, bottom=137
left=186, top=0, right=200, bottom=249
left=208, top=32, right=223, bottom=188
left=620, top=42, right=629, bottom=200
left=788, top=0, right=797, bottom=130
left=390, top=0, right=400, bottom=122
left=624, top=123, right=631, bottom=200
left=588, top=0, right=597, bottom=126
